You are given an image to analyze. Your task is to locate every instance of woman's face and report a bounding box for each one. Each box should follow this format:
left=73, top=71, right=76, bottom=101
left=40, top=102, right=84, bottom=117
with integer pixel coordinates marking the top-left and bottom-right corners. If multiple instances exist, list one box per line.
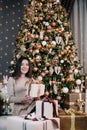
left=20, top=59, right=29, bottom=75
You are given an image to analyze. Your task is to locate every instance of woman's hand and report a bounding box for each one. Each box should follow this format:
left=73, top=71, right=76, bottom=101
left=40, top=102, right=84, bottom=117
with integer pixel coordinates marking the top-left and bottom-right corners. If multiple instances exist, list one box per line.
left=22, top=95, right=33, bottom=103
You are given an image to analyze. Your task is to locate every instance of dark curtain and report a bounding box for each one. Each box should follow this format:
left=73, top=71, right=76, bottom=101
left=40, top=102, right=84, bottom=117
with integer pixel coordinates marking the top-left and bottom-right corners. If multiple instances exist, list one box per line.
left=61, top=0, right=75, bottom=17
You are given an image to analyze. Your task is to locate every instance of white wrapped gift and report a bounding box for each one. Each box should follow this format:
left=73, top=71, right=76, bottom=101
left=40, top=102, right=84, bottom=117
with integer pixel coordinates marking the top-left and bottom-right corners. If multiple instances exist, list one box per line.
left=7, top=116, right=25, bottom=130
left=30, top=84, right=45, bottom=97
left=43, top=118, right=60, bottom=130
left=7, top=116, right=60, bottom=130
left=7, top=116, right=44, bottom=130
left=36, top=98, right=58, bottom=119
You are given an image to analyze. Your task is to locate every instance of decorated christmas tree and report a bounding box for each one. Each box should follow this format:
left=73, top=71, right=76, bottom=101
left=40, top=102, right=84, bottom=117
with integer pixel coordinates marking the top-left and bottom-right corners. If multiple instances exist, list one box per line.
left=9, top=0, right=84, bottom=105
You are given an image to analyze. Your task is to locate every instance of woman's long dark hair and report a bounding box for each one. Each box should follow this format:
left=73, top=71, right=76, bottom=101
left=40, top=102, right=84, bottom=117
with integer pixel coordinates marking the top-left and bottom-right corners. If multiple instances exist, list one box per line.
left=12, top=56, right=32, bottom=79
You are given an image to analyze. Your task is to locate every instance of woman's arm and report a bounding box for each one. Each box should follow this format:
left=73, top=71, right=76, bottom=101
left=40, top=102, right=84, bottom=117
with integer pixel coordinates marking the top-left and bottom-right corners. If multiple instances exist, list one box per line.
left=7, top=77, right=23, bottom=103
left=7, top=77, right=34, bottom=104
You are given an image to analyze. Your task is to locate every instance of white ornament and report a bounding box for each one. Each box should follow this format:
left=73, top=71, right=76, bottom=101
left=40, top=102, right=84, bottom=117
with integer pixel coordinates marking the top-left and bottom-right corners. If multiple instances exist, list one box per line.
left=49, top=67, right=54, bottom=75
left=74, top=69, right=79, bottom=74
left=20, top=45, right=26, bottom=51
left=76, top=79, right=81, bottom=85
left=42, top=41, right=47, bottom=46
left=51, top=41, right=56, bottom=46
left=10, top=60, right=14, bottom=65
left=54, top=66, right=61, bottom=74
left=53, top=84, right=58, bottom=94
left=62, top=87, right=69, bottom=93
left=40, top=31, right=44, bottom=40
left=16, top=54, right=21, bottom=59
left=74, top=87, right=80, bottom=93
left=44, top=22, right=49, bottom=26
left=60, top=60, right=64, bottom=63
left=3, top=75, right=8, bottom=84
left=38, top=76, right=42, bottom=81
left=35, top=49, right=39, bottom=54
left=69, top=70, right=73, bottom=74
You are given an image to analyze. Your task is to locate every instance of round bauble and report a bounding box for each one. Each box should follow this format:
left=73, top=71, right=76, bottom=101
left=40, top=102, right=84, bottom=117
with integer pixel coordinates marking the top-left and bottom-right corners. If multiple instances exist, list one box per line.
left=33, top=67, right=38, bottom=72
left=45, top=62, right=50, bottom=67
left=62, top=87, right=69, bottom=93
left=76, top=79, right=81, bottom=85
left=51, top=22, right=56, bottom=27
left=45, top=91, right=49, bottom=96
left=45, top=70, right=49, bottom=74
left=41, top=72, right=45, bottom=77
left=44, top=36, right=49, bottom=41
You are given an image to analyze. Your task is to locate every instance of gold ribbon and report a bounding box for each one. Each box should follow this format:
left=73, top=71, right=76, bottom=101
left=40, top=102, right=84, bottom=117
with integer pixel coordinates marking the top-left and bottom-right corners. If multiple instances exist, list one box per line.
left=64, top=101, right=75, bottom=105
left=65, top=108, right=84, bottom=130
left=37, top=85, right=40, bottom=97
left=70, top=113, right=75, bottom=130
left=65, top=108, right=75, bottom=130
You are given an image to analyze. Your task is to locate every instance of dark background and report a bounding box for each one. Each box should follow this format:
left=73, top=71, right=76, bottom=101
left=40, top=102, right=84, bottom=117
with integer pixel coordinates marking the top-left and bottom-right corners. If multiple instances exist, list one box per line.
left=0, top=0, right=28, bottom=79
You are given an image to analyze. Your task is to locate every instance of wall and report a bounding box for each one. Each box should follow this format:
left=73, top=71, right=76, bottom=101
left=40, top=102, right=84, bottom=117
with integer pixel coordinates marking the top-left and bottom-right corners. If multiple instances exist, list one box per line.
left=0, top=0, right=28, bottom=80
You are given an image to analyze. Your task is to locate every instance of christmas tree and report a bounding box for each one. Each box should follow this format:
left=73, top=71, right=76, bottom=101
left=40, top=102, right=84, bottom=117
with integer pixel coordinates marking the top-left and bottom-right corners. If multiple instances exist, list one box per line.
left=9, top=0, right=84, bottom=105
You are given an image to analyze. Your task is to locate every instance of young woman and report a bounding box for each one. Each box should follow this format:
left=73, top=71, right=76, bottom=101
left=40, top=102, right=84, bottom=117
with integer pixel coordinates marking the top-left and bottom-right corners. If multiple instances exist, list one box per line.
left=7, top=56, right=36, bottom=116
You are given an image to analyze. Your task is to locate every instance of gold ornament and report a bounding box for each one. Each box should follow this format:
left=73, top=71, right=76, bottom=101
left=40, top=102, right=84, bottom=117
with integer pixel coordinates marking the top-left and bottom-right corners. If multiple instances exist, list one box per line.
left=66, top=78, right=70, bottom=82
left=50, top=10, right=54, bottom=15
left=56, top=96, right=61, bottom=100
left=45, top=91, right=49, bottom=96
left=52, top=80, right=56, bottom=84
left=51, top=22, right=56, bottom=27
left=31, top=42, right=35, bottom=47
left=29, top=49, right=33, bottom=53
left=39, top=16, right=43, bottom=21
left=41, top=72, right=45, bottom=77
left=33, top=67, right=38, bottom=72
left=61, top=78, right=65, bottom=82
left=30, top=59, right=34, bottom=63
left=49, top=0, right=54, bottom=3
left=55, top=28, right=59, bottom=32
left=63, top=22, right=68, bottom=26
left=45, top=70, right=49, bottom=74
left=45, top=62, right=50, bottom=67
left=41, top=0, right=45, bottom=2
left=37, top=44, right=42, bottom=50
left=47, top=25, right=52, bottom=30
left=35, top=56, right=41, bottom=62
left=44, top=36, right=49, bottom=41
left=35, top=34, right=39, bottom=39
left=58, top=54, right=62, bottom=58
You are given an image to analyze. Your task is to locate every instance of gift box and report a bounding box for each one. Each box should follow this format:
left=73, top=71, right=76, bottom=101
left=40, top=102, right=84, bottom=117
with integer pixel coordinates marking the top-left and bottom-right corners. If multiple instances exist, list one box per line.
left=43, top=118, right=60, bottom=130
left=7, top=116, right=60, bottom=130
left=7, top=116, right=44, bottom=130
left=36, top=98, right=58, bottom=119
left=29, top=84, right=45, bottom=97
left=63, top=93, right=85, bottom=111
left=59, top=113, right=87, bottom=130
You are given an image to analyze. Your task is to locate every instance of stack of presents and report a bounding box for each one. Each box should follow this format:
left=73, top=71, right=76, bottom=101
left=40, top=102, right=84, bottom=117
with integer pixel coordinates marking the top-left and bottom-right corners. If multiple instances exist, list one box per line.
left=0, top=77, right=87, bottom=130
left=7, top=85, right=87, bottom=130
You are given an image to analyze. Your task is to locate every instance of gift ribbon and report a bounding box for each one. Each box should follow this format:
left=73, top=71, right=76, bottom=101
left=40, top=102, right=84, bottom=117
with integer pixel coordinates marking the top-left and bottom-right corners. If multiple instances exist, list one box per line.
left=25, top=96, right=59, bottom=128
left=37, top=85, right=40, bottom=97
left=42, top=96, right=58, bottom=118
left=70, top=113, right=75, bottom=130
left=65, top=108, right=84, bottom=130
left=64, top=101, right=75, bottom=105
left=41, top=96, right=59, bottom=128
left=65, top=108, right=75, bottom=130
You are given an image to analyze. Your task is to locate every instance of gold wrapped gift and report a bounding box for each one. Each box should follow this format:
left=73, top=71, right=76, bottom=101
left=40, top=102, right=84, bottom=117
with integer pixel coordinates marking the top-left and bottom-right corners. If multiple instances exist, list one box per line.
left=63, top=93, right=85, bottom=112
left=59, top=109, right=87, bottom=130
